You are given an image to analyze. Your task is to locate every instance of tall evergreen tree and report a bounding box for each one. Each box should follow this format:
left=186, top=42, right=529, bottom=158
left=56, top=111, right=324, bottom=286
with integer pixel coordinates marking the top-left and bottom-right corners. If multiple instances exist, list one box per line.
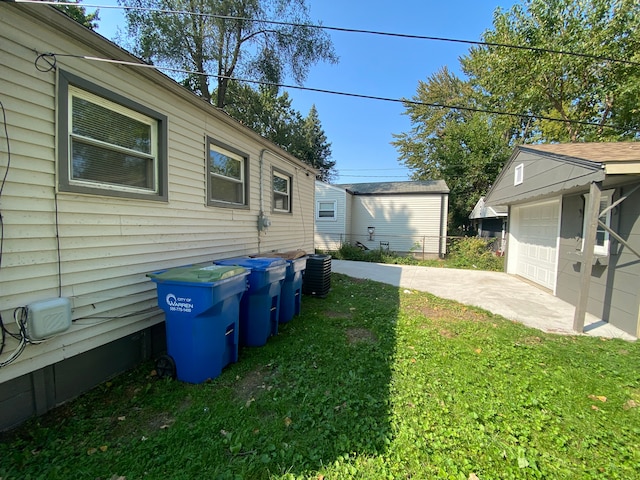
left=225, top=86, right=335, bottom=180
left=296, top=105, right=335, bottom=182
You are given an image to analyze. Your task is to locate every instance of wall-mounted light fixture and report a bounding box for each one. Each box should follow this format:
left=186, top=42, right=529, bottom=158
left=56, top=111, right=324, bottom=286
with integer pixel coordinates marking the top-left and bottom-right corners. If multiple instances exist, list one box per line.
left=367, top=226, right=375, bottom=241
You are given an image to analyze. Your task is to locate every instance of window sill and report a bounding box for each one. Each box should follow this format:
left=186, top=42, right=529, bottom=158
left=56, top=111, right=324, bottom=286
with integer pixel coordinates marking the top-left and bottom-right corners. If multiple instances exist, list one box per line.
left=565, top=251, right=609, bottom=266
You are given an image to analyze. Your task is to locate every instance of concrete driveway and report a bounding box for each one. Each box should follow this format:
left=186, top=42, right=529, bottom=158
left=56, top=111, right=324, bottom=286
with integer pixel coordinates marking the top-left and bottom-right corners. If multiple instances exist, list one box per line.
left=331, top=260, right=636, bottom=341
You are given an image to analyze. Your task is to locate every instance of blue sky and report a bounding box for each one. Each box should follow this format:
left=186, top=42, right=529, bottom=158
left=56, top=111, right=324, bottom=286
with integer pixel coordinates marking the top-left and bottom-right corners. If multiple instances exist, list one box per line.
left=92, top=0, right=517, bottom=183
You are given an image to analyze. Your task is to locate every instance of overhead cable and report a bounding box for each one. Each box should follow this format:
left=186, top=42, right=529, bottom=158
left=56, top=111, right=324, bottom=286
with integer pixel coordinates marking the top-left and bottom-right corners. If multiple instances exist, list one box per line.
left=37, top=52, right=635, bottom=133
left=16, top=0, right=640, bottom=66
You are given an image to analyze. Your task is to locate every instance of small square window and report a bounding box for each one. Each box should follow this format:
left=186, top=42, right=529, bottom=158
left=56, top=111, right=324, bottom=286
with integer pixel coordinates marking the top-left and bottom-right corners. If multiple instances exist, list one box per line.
left=207, top=138, right=248, bottom=207
left=273, top=170, right=292, bottom=213
left=317, top=200, right=337, bottom=220
left=514, top=163, right=524, bottom=186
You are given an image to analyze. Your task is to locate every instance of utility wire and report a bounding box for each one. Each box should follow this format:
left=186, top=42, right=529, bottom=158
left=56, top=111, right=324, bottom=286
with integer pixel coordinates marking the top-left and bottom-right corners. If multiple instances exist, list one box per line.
left=15, top=0, right=640, bottom=67
left=38, top=52, right=634, bottom=133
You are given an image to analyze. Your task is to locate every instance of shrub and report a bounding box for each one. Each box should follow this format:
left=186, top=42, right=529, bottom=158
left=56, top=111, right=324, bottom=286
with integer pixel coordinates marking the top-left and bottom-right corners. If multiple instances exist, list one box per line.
left=446, top=237, right=504, bottom=271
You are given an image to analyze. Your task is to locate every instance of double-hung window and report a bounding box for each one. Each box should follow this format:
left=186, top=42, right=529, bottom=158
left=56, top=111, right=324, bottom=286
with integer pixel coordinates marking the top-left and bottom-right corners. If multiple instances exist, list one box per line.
left=273, top=170, right=292, bottom=213
left=317, top=200, right=337, bottom=220
left=58, top=71, right=167, bottom=200
left=582, top=190, right=614, bottom=256
left=207, top=138, right=248, bottom=207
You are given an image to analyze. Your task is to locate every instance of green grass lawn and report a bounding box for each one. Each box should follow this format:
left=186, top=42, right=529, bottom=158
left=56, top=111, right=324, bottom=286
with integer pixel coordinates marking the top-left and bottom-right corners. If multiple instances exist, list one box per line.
left=1, top=274, right=639, bottom=479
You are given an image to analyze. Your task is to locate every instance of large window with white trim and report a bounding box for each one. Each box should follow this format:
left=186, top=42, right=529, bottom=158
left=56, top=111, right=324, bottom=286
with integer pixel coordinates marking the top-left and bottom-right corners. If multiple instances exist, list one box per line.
left=207, top=138, right=248, bottom=207
left=58, top=70, right=168, bottom=200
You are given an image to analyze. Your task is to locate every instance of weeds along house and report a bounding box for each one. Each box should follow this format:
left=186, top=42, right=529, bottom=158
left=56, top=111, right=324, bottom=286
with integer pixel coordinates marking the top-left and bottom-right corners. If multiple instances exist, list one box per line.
left=0, top=4, right=316, bottom=430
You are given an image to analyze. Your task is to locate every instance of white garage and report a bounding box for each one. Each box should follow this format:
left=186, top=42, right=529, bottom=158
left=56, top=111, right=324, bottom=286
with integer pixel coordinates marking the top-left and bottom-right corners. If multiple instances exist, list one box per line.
left=507, top=199, right=561, bottom=292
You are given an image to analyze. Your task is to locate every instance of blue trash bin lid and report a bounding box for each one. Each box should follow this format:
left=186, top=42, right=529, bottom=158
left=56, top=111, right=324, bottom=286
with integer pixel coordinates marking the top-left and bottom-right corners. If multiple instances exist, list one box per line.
left=217, top=256, right=286, bottom=271
left=147, top=264, right=247, bottom=283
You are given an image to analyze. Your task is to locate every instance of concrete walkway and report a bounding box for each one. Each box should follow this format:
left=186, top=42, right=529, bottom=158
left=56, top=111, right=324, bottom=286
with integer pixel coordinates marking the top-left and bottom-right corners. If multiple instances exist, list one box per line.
left=331, top=260, right=636, bottom=341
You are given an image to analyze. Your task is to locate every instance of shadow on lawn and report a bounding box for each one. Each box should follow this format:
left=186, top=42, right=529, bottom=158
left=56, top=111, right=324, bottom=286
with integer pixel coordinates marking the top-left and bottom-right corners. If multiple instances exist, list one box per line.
left=217, top=272, right=401, bottom=477
left=0, top=273, right=401, bottom=479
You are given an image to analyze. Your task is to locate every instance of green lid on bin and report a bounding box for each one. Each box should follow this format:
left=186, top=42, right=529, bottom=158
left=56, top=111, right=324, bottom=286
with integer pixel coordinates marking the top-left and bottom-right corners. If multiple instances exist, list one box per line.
left=147, top=264, right=247, bottom=283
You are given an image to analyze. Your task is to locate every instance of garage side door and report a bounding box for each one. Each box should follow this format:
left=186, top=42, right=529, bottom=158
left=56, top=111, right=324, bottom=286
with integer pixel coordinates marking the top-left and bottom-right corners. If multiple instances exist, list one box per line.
left=512, top=200, right=560, bottom=291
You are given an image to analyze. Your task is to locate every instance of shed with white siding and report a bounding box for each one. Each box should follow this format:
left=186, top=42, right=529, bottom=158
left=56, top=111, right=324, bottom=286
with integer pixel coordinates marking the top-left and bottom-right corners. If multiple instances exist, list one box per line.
left=314, top=181, right=352, bottom=250
left=314, top=180, right=449, bottom=257
left=0, top=4, right=315, bottom=430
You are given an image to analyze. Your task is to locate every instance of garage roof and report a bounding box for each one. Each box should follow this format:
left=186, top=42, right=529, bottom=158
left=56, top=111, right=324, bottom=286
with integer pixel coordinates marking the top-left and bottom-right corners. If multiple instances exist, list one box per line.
left=485, top=142, right=640, bottom=207
left=522, top=143, right=640, bottom=174
left=337, top=180, right=449, bottom=195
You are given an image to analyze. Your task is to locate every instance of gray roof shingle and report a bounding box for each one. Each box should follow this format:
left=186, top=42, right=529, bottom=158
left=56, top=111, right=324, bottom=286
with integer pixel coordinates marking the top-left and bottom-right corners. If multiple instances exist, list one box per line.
left=335, top=180, right=449, bottom=195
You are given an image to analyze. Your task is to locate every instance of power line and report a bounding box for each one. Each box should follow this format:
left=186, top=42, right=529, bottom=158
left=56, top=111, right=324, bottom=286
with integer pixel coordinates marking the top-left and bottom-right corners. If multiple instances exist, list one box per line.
left=37, top=52, right=635, bottom=133
left=18, top=0, right=640, bottom=67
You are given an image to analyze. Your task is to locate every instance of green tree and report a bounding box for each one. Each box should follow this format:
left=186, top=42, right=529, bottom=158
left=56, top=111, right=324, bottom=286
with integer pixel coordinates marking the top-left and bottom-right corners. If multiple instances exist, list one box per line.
left=295, top=105, right=335, bottom=182
left=392, top=67, right=513, bottom=231
left=225, top=84, right=335, bottom=180
left=461, top=0, right=640, bottom=142
left=395, top=0, right=640, bottom=231
left=120, top=0, right=337, bottom=106
left=54, top=0, right=99, bottom=29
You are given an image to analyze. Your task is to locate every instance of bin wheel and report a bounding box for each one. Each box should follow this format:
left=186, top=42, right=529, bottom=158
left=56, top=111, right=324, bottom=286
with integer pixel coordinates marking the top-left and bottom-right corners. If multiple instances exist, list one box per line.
left=155, top=355, right=176, bottom=379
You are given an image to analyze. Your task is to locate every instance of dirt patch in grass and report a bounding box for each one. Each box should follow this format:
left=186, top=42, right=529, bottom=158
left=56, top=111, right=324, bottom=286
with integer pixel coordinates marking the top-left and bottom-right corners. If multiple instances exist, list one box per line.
left=518, top=335, right=544, bottom=346
left=438, top=328, right=457, bottom=338
left=346, top=327, right=377, bottom=344
left=145, top=411, right=175, bottom=430
left=233, top=367, right=272, bottom=404
left=324, top=310, right=351, bottom=319
left=405, top=301, right=490, bottom=324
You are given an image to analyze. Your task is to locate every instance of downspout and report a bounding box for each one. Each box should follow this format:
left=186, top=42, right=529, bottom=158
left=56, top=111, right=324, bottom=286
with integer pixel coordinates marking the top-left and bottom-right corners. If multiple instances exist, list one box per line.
left=258, top=149, right=266, bottom=254
left=257, top=149, right=272, bottom=254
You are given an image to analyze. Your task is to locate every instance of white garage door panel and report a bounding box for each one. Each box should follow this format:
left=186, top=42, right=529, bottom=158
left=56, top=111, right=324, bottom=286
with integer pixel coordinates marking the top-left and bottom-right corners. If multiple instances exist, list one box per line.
left=513, top=201, right=559, bottom=291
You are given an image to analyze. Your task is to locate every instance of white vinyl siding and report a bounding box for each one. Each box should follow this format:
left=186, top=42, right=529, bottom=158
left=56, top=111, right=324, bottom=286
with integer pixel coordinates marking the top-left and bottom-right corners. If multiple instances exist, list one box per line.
left=351, top=194, right=445, bottom=254
left=314, top=182, right=349, bottom=250
left=0, top=6, right=315, bottom=383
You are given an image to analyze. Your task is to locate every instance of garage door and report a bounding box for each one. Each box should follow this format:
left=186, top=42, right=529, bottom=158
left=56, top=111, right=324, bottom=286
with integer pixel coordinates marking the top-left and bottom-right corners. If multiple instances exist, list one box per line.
left=511, top=200, right=560, bottom=291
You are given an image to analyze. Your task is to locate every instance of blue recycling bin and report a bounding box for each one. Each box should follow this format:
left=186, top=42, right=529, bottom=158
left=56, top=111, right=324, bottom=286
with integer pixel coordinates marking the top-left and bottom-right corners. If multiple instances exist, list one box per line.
left=147, top=264, right=249, bottom=384
left=215, top=257, right=286, bottom=347
left=278, top=256, right=307, bottom=323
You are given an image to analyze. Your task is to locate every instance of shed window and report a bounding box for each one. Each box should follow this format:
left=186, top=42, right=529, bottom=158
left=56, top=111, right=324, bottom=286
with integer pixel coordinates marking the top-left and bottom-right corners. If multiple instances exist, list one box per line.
left=582, top=190, right=614, bottom=256
left=58, top=71, right=167, bottom=200
left=317, top=200, right=337, bottom=220
left=207, top=138, right=248, bottom=207
left=273, top=170, right=292, bottom=213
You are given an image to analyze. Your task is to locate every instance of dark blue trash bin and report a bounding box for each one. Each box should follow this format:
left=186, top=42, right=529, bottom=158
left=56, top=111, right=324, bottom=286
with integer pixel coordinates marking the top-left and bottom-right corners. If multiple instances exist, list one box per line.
left=278, top=256, right=307, bottom=323
left=215, top=257, right=286, bottom=347
left=148, top=264, right=248, bottom=383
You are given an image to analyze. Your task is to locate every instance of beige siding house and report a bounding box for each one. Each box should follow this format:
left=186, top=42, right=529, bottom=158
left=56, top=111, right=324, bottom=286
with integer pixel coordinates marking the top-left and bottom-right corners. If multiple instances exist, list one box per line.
left=0, top=4, right=315, bottom=429
left=314, top=181, right=449, bottom=257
